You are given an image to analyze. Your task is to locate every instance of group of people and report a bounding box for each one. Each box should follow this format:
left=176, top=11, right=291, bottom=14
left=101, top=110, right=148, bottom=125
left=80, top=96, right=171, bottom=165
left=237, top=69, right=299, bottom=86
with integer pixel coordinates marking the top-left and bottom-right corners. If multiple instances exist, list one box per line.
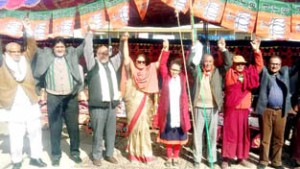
left=1, top=19, right=300, bottom=169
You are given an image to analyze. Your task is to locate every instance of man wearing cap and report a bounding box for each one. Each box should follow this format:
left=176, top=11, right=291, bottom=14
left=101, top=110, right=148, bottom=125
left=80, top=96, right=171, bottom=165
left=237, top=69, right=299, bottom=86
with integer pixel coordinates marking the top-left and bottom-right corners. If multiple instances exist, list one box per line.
left=188, top=38, right=232, bottom=168
left=256, top=55, right=299, bottom=169
left=221, top=38, right=263, bottom=169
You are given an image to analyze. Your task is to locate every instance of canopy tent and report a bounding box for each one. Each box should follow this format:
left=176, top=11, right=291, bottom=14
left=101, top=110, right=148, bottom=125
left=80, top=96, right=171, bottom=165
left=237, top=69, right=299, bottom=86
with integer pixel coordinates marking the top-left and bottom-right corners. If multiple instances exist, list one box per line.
left=0, top=0, right=300, bottom=41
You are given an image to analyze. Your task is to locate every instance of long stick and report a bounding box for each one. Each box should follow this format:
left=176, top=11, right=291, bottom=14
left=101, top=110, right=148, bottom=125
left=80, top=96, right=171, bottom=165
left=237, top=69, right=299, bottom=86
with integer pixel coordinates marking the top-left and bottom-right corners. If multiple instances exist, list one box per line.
left=175, top=8, right=197, bottom=161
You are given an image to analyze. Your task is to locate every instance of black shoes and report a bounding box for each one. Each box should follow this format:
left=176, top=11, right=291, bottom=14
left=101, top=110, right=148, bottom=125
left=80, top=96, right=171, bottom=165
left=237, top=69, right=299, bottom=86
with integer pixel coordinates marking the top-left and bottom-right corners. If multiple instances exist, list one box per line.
left=29, top=158, right=47, bottom=167
left=12, top=162, right=22, bottom=169
left=51, top=158, right=60, bottom=167
left=70, top=154, right=82, bottom=163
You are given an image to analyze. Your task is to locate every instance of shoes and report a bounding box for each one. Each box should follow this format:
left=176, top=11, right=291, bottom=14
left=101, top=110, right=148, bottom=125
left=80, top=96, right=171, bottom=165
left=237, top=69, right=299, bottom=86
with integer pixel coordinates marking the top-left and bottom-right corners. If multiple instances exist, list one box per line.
left=193, top=162, right=200, bottom=168
left=104, top=156, right=118, bottom=164
left=51, top=159, right=60, bottom=167
left=221, top=161, right=229, bottom=169
left=172, top=158, right=179, bottom=166
left=257, top=163, right=266, bottom=169
left=70, top=154, right=82, bottom=163
left=93, top=159, right=102, bottom=166
left=274, top=166, right=284, bottom=169
left=238, top=159, right=252, bottom=168
left=12, top=162, right=22, bottom=169
left=29, top=158, right=47, bottom=167
left=164, top=159, right=172, bottom=167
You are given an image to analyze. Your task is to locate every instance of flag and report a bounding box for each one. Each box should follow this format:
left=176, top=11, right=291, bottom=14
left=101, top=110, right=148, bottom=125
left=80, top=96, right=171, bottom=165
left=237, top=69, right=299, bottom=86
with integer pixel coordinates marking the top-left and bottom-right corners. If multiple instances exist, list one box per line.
left=221, top=0, right=258, bottom=33
left=52, top=7, right=76, bottom=38
left=161, top=0, right=191, bottom=14
left=256, top=0, right=291, bottom=40
left=29, top=11, right=51, bottom=41
left=79, top=1, right=108, bottom=34
left=134, top=0, right=149, bottom=20
left=0, top=10, right=27, bottom=38
left=105, top=0, right=130, bottom=29
left=193, top=0, right=226, bottom=24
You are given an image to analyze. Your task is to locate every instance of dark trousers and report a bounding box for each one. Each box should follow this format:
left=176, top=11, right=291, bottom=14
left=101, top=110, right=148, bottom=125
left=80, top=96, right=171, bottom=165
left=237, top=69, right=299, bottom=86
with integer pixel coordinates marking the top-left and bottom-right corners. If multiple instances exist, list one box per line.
left=47, top=93, right=80, bottom=160
left=260, top=108, right=287, bottom=166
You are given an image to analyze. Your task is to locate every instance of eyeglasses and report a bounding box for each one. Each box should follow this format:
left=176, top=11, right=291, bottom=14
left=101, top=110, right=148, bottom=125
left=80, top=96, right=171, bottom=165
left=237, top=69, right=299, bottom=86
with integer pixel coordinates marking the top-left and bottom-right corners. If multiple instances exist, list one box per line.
left=97, top=52, right=109, bottom=55
left=170, top=68, right=181, bottom=72
left=136, top=60, right=146, bottom=64
left=8, top=50, right=21, bottom=54
left=270, top=63, right=281, bottom=66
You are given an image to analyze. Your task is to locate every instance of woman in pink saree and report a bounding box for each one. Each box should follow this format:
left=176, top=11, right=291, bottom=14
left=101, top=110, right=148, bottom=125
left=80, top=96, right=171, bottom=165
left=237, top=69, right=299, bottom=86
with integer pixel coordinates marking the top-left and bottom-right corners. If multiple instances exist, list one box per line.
left=122, top=34, right=167, bottom=163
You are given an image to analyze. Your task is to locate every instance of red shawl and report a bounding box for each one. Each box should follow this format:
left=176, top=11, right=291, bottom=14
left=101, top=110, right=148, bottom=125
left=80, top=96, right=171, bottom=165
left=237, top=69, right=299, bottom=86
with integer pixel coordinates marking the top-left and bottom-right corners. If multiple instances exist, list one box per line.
left=224, top=65, right=260, bottom=110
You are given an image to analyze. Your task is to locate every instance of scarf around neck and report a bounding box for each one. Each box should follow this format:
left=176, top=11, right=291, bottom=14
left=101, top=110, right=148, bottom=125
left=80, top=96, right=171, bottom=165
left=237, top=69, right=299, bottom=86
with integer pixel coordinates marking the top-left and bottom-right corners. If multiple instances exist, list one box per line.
left=5, top=54, right=27, bottom=82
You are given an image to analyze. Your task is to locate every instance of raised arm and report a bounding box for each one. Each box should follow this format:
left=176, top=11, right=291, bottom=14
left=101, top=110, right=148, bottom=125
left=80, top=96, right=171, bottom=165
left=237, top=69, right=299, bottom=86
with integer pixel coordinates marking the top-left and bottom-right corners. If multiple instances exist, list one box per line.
left=187, top=40, right=203, bottom=74
left=159, top=39, right=170, bottom=77
left=218, top=38, right=232, bottom=71
left=123, top=32, right=130, bottom=67
left=250, top=38, right=263, bottom=73
left=110, top=33, right=128, bottom=70
left=155, top=39, right=169, bottom=69
left=83, top=27, right=95, bottom=71
left=22, top=19, right=37, bottom=61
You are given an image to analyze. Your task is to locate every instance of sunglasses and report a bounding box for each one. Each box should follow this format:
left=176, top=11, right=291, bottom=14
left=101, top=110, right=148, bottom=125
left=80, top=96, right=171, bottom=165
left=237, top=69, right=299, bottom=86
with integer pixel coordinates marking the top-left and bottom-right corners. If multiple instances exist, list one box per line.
left=170, top=68, right=181, bottom=72
left=136, top=60, right=146, bottom=64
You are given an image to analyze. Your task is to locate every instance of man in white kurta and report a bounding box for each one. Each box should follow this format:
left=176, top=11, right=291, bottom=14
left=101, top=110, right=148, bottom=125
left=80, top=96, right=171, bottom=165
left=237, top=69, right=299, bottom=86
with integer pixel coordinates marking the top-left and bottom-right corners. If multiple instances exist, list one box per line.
left=0, top=21, right=46, bottom=169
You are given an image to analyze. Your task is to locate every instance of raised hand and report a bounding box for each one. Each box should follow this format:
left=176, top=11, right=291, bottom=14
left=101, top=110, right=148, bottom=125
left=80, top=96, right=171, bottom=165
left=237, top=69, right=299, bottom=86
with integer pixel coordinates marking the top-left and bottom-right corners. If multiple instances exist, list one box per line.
left=22, top=18, right=31, bottom=30
left=250, top=37, right=261, bottom=52
left=121, top=32, right=129, bottom=42
left=217, top=38, right=226, bottom=51
left=162, top=38, right=169, bottom=51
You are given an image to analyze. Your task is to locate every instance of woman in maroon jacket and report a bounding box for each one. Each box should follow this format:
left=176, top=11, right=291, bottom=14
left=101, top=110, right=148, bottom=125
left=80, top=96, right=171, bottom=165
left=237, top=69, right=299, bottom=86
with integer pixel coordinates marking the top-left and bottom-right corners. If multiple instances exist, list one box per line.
left=153, top=39, right=191, bottom=167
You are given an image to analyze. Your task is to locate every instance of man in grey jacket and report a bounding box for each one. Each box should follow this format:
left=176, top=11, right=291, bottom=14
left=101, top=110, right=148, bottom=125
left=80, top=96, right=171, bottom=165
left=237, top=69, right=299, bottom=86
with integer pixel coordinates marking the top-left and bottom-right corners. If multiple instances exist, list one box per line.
left=84, top=29, right=127, bottom=166
left=256, top=56, right=299, bottom=169
left=188, top=38, right=232, bottom=168
left=34, top=31, right=93, bottom=167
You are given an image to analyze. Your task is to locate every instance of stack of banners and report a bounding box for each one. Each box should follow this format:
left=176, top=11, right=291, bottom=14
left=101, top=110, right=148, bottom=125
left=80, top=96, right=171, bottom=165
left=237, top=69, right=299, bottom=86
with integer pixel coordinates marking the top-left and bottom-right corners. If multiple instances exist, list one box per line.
left=105, top=0, right=129, bottom=29
left=79, top=1, right=108, bottom=34
left=193, top=0, right=226, bottom=24
left=256, top=0, right=291, bottom=40
left=52, top=7, right=76, bottom=38
left=291, top=3, right=300, bottom=40
left=28, top=11, right=51, bottom=41
left=221, top=0, right=258, bottom=33
left=134, top=0, right=150, bottom=20
left=0, top=10, right=27, bottom=38
left=161, top=0, right=191, bottom=14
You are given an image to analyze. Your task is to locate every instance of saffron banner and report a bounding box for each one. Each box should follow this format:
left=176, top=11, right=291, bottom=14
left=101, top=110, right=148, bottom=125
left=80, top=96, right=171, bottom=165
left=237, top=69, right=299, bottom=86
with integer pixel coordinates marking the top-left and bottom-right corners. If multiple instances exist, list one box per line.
left=0, top=10, right=27, bottom=38
left=29, top=11, right=51, bottom=41
left=193, top=0, right=226, bottom=24
left=52, top=7, right=76, bottom=38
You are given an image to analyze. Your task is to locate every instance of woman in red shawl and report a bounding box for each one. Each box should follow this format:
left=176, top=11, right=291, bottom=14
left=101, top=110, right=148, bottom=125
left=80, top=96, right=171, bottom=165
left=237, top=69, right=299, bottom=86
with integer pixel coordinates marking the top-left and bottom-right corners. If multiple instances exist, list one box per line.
left=153, top=39, right=191, bottom=167
left=122, top=34, right=166, bottom=163
left=221, top=38, right=263, bottom=169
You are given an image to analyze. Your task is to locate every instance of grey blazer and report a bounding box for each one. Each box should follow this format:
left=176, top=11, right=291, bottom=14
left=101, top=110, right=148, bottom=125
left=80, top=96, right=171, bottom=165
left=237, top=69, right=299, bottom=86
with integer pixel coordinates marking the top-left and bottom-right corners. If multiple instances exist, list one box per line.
left=33, top=33, right=93, bottom=95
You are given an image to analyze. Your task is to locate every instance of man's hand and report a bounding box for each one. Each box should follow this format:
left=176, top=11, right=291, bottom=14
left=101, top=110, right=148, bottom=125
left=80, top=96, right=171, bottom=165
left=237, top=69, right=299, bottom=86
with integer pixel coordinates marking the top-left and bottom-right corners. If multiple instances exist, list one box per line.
left=22, top=18, right=31, bottom=30
left=217, top=38, right=226, bottom=51
left=162, top=38, right=169, bottom=51
left=250, top=37, right=261, bottom=52
left=121, top=32, right=129, bottom=42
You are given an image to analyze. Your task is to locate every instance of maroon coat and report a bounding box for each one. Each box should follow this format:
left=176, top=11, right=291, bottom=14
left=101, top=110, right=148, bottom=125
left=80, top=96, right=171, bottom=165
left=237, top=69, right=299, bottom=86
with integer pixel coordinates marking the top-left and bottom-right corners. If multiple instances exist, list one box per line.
left=153, top=51, right=191, bottom=133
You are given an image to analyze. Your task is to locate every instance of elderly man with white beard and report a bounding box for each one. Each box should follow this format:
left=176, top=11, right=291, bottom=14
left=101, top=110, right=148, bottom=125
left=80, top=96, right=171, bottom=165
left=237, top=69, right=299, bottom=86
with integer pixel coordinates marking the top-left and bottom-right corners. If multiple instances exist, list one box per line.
left=0, top=20, right=47, bottom=169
